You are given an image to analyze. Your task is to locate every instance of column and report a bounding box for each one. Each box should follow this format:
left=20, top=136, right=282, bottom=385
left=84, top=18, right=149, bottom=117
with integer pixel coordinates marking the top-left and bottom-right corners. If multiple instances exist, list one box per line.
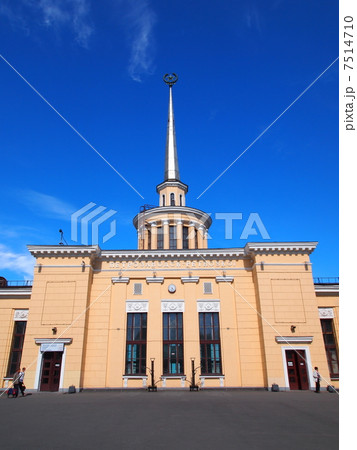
left=176, top=220, right=183, bottom=249
left=197, top=225, right=205, bottom=249
left=144, top=227, right=149, bottom=250
left=188, top=222, right=196, bottom=249
left=163, top=220, right=170, bottom=249
left=150, top=222, right=157, bottom=250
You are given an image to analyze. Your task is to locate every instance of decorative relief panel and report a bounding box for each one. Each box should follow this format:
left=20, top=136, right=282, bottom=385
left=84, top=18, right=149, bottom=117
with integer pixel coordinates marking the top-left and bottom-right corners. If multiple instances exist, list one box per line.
left=13, top=309, right=29, bottom=321
left=197, top=300, right=220, bottom=312
left=126, top=300, right=149, bottom=313
left=161, top=300, right=185, bottom=312
left=319, top=308, right=335, bottom=319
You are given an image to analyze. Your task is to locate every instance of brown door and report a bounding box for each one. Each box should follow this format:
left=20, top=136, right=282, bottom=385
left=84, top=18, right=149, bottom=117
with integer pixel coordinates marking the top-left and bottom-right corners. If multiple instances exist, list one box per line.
left=40, top=352, right=63, bottom=391
left=285, top=350, right=309, bottom=390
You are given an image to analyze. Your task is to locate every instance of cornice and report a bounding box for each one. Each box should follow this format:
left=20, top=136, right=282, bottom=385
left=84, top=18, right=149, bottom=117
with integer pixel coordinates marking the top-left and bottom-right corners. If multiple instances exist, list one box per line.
left=244, top=242, right=318, bottom=256
left=0, top=288, right=32, bottom=297
left=156, top=180, right=188, bottom=193
left=275, top=336, right=313, bottom=344
left=314, top=284, right=339, bottom=293
left=34, top=338, right=73, bottom=345
left=133, top=206, right=212, bottom=229
left=27, top=245, right=101, bottom=259
left=101, top=248, right=246, bottom=260
left=181, top=276, right=199, bottom=283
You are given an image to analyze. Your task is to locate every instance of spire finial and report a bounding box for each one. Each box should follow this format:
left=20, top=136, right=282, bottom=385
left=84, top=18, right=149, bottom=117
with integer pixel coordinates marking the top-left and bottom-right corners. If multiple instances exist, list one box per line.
left=163, top=73, right=180, bottom=181
left=163, top=73, right=178, bottom=87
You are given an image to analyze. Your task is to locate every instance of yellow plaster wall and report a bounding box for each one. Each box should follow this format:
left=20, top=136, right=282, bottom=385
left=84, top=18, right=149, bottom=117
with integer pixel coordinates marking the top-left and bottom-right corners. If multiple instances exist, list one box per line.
left=252, top=253, right=332, bottom=389
left=1, top=250, right=339, bottom=391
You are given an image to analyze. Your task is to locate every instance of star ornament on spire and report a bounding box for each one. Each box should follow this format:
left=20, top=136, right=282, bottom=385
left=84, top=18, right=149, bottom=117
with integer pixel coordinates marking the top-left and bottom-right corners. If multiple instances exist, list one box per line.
left=163, top=73, right=178, bottom=87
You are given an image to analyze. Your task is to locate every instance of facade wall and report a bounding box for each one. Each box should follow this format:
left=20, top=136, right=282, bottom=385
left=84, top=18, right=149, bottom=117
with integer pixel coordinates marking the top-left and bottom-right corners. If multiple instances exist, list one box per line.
left=0, top=246, right=339, bottom=391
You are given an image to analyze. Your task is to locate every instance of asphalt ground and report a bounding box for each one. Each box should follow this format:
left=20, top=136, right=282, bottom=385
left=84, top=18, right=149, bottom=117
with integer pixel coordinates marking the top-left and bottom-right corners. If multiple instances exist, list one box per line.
left=0, top=390, right=338, bottom=450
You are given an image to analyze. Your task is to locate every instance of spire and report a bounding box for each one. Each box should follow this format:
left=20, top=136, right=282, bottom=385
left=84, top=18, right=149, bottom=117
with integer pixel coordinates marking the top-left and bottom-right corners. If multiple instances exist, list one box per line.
left=163, top=73, right=180, bottom=181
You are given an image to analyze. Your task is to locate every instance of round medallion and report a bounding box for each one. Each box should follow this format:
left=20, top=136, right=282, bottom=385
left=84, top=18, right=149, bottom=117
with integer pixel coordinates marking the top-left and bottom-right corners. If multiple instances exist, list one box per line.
left=168, top=284, right=176, bottom=293
left=163, top=73, right=178, bottom=86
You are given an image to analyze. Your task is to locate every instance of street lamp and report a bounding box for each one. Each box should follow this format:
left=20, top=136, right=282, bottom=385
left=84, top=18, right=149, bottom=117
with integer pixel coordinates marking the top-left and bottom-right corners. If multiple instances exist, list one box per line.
left=190, top=357, right=200, bottom=391
left=147, top=358, right=157, bottom=392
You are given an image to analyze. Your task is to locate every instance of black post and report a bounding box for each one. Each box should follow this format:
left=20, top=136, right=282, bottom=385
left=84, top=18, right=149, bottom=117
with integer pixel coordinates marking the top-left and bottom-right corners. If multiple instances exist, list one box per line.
left=190, top=359, right=199, bottom=391
left=148, top=359, right=157, bottom=392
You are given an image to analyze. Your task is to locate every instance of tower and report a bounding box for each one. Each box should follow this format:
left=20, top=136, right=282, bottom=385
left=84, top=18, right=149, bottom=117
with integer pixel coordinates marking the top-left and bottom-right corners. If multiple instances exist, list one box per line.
left=133, top=74, right=212, bottom=250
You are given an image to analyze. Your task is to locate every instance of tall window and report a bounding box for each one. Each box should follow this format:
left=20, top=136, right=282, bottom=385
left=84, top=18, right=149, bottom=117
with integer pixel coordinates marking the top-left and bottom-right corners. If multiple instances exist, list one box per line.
left=162, top=195, right=165, bottom=206
left=157, top=227, right=164, bottom=249
left=194, top=229, right=198, bottom=249
left=147, top=229, right=151, bottom=250
left=199, top=313, right=222, bottom=374
left=183, top=226, right=189, bottom=249
left=180, top=195, right=183, bottom=206
left=169, top=226, right=177, bottom=249
left=320, top=319, right=339, bottom=378
left=7, top=321, right=27, bottom=377
left=125, top=313, right=147, bottom=375
left=170, top=193, right=175, bottom=206
left=163, top=313, right=184, bottom=375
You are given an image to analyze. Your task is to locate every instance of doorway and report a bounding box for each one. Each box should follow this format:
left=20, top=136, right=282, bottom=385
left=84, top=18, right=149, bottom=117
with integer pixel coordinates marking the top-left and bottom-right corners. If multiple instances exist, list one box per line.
left=285, top=349, right=309, bottom=390
left=40, top=352, right=63, bottom=391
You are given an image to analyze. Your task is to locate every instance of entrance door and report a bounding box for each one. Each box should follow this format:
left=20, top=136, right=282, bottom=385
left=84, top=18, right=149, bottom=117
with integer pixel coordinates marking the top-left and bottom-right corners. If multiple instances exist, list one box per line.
left=40, top=352, right=63, bottom=391
left=285, top=350, right=309, bottom=390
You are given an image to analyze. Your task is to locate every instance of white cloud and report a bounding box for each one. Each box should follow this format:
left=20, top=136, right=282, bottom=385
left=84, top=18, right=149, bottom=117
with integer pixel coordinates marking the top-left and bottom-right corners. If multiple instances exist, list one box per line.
left=0, top=0, right=93, bottom=47
left=245, top=5, right=263, bottom=33
left=126, top=0, right=157, bottom=82
left=0, top=244, right=35, bottom=279
left=19, top=190, right=76, bottom=221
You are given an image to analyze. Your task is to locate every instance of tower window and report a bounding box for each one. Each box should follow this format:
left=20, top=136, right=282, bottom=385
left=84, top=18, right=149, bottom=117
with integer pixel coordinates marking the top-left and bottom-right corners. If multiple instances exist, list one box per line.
left=170, top=193, right=175, bottom=206
left=169, top=226, right=177, bottom=249
left=183, top=226, right=189, bottom=249
left=147, top=229, right=151, bottom=250
left=180, top=195, right=183, bottom=206
left=157, top=227, right=164, bottom=249
left=162, top=195, right=166, bottom=207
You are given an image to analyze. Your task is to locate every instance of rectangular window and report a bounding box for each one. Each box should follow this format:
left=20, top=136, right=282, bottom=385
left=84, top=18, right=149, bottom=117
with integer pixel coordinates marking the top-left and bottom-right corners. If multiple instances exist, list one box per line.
left=163, top=313, right=184, bottom=375
left=133, top=283, right=142, bottom=295
left=169, top=226, right=177, bottom=250
left=125, top=313, right=147, bottom=375
left=7, top=321, right=27, bottom=377
left=182, top=226, right=189, bottom=249
left=199, top=312, right=222, bottom=375
left=203, top=282, right=213, bottom=294
left=157, top=227, right=164, bottom=250
left=320, top=319, right=339, bottom=378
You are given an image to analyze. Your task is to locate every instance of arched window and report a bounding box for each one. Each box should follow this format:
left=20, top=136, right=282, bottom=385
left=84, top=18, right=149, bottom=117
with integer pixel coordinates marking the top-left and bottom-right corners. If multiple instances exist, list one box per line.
left=180, top=195, right=183, bottom=206
left=170, top=193, right=175, bottom=206
left=162, top=195, right=165, bottom=207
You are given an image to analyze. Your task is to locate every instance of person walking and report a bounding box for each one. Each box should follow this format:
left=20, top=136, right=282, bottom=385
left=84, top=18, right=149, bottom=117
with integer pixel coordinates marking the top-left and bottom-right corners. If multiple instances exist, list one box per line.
left=313, top=366, right=321, bottom=393
left=19, top=367, right=26, bottom=396
left=12, top=368, right=21, bottom=398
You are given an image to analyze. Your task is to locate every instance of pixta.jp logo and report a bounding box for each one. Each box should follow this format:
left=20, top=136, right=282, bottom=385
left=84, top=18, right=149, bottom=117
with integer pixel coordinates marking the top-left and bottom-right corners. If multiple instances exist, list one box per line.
left=71, top=202, right=117, bottom=245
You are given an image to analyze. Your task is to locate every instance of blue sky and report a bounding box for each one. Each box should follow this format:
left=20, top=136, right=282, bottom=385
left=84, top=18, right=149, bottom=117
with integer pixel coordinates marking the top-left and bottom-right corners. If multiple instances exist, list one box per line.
left=0, top=0, right=339, bottom=280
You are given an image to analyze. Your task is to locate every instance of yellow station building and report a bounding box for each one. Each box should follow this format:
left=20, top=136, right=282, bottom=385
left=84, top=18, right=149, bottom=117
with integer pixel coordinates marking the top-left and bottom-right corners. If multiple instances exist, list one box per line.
left=0, top=76, right=339, bottom=392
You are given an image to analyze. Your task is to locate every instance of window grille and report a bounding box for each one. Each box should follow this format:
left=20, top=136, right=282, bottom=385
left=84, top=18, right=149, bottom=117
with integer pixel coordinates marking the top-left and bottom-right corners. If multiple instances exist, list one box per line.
left=203, top=282, right=212, bottom=294
left=133, top=283, right=142, bottom=295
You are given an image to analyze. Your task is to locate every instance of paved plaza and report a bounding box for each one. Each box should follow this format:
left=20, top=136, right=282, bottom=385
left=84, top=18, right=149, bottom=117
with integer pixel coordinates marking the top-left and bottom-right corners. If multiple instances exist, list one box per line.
left=0, top=389, right=338, bottom=449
